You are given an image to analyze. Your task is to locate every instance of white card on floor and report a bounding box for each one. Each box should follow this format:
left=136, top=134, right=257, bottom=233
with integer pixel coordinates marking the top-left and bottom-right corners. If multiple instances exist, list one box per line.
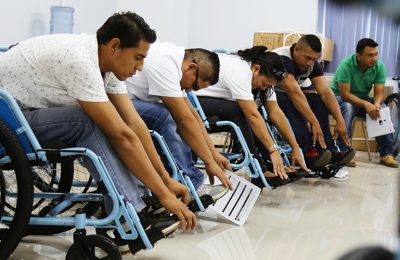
left=210, top=170, right=261, bottom=226
left=366, top=107, right=395, bottom=137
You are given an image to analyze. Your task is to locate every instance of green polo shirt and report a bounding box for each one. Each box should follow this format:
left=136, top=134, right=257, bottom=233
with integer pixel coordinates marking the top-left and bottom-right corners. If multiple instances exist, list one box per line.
left=331, top=54, right=386, bottom=99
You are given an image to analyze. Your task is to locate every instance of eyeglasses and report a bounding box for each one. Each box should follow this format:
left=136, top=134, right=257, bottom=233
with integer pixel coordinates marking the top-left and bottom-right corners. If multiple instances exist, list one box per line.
left=192, top=60, right=199, bottom=91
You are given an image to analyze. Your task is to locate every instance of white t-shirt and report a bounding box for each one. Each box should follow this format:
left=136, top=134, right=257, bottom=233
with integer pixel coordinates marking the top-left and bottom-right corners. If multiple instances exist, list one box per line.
left=0, top=34, right=126, bottom=109
left=196, top=54, right=277, bottom=102
left=125, top=42, right=186, bottom=102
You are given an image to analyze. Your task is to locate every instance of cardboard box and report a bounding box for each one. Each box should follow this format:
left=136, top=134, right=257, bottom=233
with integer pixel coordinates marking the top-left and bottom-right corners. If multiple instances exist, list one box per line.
left=253, top=32, right=334, bottom=61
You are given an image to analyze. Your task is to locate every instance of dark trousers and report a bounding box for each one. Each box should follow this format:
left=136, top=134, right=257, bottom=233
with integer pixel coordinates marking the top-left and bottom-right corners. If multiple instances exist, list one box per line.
left=276, top=91, right=335, bottom=153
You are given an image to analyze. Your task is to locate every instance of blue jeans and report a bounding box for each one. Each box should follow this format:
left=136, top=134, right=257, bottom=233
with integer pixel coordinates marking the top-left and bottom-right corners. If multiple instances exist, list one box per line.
left=132, top=100, right=204, bottom=189
left=336, top=96, right=395, bottom=156
left=23, top=106, right=147, bottom=211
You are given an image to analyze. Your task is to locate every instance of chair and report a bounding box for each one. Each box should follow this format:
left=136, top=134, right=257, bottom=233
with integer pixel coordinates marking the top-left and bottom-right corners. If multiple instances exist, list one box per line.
left=0, top=89, right=160, bottom=258
left=351, top=117, right=372, bottom=161
left=187, top=91, right=271, bottom=189
left=149, top=130, right=206, bottom=212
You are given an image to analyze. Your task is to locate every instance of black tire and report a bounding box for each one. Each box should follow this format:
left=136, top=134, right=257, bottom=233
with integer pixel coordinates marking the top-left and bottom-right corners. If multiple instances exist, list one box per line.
left=66, top=234, right=121, bottom=260
left=0, top=121, right=33, bottom=260
left=384, top=93, right=400, bottom=157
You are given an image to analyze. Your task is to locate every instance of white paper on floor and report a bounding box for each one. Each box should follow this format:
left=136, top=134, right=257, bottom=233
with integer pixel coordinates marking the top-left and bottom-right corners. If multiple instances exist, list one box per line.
left=208, top=170, right=261, bottom=226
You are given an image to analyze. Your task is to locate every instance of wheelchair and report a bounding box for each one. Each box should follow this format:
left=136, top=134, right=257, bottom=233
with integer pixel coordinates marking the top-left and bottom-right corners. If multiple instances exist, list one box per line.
left=187, top=91, right=272, bottom=189
left=384, top=76, right=400, bottom=157
left=0, top=89, right=165, bottom=259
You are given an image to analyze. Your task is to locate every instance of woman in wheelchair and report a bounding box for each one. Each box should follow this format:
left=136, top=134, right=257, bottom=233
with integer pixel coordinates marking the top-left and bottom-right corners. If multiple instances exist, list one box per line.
left=196, top=46, right=310, bottom=187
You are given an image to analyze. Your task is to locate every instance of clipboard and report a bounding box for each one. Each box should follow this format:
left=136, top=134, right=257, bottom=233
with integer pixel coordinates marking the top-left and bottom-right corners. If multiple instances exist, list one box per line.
left=366, top=107, right=395, bottom=138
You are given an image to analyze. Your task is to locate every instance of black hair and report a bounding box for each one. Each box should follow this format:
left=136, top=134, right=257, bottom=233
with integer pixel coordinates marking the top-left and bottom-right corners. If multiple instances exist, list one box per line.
left=184, top=49, right=220, bottom=85
left=356, top=38, right=378, bottom=54
left=97, top=11, right=157, bottom=48
left=237, top=46, right=287, bottom=82
left=297, top=34, right=322, bottom=53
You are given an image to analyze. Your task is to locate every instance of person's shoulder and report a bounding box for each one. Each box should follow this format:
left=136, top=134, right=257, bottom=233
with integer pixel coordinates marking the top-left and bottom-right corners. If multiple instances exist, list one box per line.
left=337, top=54, right=355, bottom=70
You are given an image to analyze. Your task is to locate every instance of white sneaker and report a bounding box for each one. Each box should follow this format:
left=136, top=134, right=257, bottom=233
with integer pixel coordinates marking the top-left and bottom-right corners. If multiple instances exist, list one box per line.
left=196, top=184, right=229, bottom=201
left=331, top=169, right=349, bottom=181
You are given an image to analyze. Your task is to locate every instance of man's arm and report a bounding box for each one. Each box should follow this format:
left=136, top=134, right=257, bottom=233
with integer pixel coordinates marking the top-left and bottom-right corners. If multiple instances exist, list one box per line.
left=373, top=83, right=385, bottom=106
left=183, top=97, right=232, bottom=171
left=282, top=75, right=326, bottom=148
left=108, top=93, right=190, bottom=203
left=161, top=96, right=232, bottom=189
left=78, top=99, right=195, bottom=228
left=312, top=76, right=350, bottom=145
left=338, top=82, right=380, bottom=120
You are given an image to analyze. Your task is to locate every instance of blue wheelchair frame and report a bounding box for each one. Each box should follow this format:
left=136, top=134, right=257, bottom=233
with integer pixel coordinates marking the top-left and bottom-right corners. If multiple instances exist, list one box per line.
left=149, top=130, right=205, bottom=211
left=0, top=89, right=154, bottom=251
left=187, top=91, right=271, bottom=189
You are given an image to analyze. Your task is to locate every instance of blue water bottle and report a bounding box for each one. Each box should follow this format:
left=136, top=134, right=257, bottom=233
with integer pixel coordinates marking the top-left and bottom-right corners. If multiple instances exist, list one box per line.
left=50, top=6, right=74, bottom=34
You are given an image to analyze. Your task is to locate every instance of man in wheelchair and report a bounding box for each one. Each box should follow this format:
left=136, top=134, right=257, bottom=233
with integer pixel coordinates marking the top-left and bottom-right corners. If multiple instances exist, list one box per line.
left=125, top=42, right=234, bottom=195
left=0, top=11, right=197, bottom=235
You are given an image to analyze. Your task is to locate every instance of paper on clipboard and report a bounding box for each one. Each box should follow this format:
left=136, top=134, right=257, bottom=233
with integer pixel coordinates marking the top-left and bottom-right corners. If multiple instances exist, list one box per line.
left=366, top=107, right=395, bottom=138
left=209, top=170, right=261, bottom=226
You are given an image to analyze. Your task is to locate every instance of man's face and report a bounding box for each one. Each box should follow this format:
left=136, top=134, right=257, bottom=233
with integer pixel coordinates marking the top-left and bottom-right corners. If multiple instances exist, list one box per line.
left=180, top=62, right=211, bottom=92
left=357, top=46, right=378, bottom=68
left=109, top=40, right=150, bottom=81
left=293, top=45, right=320, bottom=72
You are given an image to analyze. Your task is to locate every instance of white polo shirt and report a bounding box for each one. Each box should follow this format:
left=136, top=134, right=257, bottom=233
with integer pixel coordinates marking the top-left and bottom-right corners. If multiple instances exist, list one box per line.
left=125, top=42, right=186, bottom=102
left=0, top=34, right=126, bottom=109
left=197, top=54, right=277, bottom=102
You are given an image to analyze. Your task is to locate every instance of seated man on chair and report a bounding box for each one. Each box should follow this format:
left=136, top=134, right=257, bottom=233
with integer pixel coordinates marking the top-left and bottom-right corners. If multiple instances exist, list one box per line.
left=331, top=38, right=398, bottom=168
left=273, top=34, right=355, bottom=171
left=125, top=42, right=233, bottom=198
left=0, top=12, right=197, bottom=233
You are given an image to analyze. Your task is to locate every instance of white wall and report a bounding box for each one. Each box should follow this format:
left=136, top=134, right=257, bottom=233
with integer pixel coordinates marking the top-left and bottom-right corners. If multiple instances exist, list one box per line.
left=116, top=0, right=319, bottom=50
left=1, top=0, right=319, bottom=50
left=116, top=0, right=190, bottom=47
left=0, top=0, right=115, bottom=44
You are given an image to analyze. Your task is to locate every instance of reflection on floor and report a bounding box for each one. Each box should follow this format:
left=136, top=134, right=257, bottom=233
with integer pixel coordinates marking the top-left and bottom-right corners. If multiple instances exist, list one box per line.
left=9, top=152, right=400, bottom=260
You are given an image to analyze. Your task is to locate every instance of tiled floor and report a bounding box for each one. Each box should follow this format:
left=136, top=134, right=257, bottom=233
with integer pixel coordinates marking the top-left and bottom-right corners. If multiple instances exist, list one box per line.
left=9, top=152, right=400, bottom=260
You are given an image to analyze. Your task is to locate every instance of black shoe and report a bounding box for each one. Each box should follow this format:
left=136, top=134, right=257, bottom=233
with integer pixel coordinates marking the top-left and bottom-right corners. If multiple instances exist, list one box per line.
left=138, top=207, right=180, bottom=236
left=304, top=148, right=332, bottom=170
left=251, top=176, right=293, bottom=189
left=141, top=195, right=166, bottom=215
left=330, top=148, right=356, bottom=166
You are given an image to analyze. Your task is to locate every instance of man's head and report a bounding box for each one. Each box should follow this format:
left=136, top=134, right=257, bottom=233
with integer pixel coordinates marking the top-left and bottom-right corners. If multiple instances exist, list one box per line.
left=237, top=46, right=287, bottom=90
left=97, top=12, right=157, bottom=80
left=356, top=38, right=379, bottom=69
left=292, top=34, right=322, bottom=72
left=180, top=49, right=220, bottom=92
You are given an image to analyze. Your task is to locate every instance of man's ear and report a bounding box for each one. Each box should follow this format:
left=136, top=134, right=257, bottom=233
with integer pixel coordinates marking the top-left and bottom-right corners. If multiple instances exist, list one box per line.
left=108, top=38, right=121, bottom=53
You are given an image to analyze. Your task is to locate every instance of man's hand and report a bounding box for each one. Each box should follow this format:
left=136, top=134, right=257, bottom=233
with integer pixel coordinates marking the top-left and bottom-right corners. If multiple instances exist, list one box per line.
left=334, top=120, right=351, bottom=146
left=310, top=122, right=326, bottom=149
left=290, top=146, right=310, bottom=172
left=365, top=102, right=379, bottom=120
left=205, top=161, right=233, bottom=190
left=164, top=178, right=190, bottom=205
left=158, top=193, right=197, bottom=231
left=213, top=152, right=233, bottom=172
left=270, top=151, right=287, bottom=179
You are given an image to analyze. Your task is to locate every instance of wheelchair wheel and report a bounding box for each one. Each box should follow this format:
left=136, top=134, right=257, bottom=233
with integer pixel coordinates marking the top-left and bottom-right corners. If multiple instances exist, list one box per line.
left=26, top=160, right=101, bottom=236
left=66, top=234, right=121, bottom=260
left=0, top=121, right=34, bottom=260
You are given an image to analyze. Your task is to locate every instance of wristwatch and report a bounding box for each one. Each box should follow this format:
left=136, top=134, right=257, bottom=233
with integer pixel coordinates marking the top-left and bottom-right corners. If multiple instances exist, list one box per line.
left=267, top=144, right=279, bottom=153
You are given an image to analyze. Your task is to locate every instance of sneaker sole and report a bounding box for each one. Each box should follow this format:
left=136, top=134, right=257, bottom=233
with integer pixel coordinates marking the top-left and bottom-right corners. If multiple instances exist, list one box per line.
left=211, top=187, right=229, bottom=202
left=335, top=149, right=356, bottom=166
left=162, top=220, right=181, bottom=236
